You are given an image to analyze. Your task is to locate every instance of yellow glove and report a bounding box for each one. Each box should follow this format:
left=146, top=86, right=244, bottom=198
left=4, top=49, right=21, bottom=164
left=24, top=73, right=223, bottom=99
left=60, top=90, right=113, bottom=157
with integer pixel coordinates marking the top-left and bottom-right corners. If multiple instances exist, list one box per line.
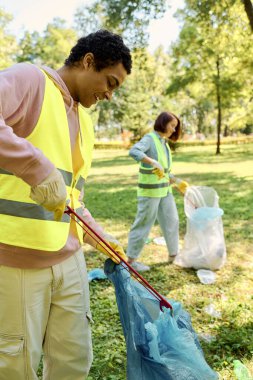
left=30, top=168, right=67, bottom=221
left=96, top=240, right=127, bottom=264
left=152, top=167, right=165, bottom=179
left=53, top=201, right=67, bottom=221
left=176, top=180, right=189, bottom=195
left=149, top=158, right=165, bottom=179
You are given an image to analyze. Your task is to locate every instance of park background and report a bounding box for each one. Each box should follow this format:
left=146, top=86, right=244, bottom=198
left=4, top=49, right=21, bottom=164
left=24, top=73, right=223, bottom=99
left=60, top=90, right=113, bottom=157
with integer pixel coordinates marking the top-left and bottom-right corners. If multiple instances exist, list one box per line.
left=1, top=0, right=253, bottom=379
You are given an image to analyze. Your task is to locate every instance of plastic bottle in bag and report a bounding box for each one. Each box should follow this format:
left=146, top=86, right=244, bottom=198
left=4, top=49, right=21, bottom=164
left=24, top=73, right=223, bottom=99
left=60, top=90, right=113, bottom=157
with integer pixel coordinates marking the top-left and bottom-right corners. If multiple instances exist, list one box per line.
left=233, top=360, right=253, bottom=380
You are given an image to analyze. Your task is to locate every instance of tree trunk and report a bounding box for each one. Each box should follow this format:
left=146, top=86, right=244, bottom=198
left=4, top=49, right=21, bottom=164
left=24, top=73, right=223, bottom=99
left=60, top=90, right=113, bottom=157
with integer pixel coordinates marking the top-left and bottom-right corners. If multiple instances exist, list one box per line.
left=242, top=0, right=253, bottom=32
left=216, top=57, right=222, bottom=155
left=224, top=125, right=229, bottom=137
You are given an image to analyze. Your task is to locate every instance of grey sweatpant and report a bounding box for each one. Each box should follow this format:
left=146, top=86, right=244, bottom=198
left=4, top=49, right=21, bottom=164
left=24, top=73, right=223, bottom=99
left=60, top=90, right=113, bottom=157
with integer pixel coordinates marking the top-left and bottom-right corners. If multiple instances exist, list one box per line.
left=127, top=193, right=179, bottom=259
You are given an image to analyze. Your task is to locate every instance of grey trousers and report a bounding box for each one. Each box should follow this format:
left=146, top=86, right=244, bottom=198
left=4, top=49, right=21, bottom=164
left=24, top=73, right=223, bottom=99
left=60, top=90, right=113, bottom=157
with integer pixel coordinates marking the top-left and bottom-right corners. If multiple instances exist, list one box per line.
left=127, top=193, right=179, bottom=259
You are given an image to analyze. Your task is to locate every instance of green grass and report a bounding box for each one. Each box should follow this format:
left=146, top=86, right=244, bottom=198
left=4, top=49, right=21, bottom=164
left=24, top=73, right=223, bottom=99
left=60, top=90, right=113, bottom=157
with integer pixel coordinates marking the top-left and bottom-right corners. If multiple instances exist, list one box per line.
left=84, top=144, right=253, bottom=380
left=37, top=143, right=253, bottom=379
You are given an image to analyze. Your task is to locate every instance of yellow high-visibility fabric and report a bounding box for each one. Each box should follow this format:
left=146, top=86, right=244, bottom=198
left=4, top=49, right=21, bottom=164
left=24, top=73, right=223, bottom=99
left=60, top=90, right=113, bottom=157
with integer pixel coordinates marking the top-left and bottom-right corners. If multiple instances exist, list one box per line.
left=0, top=71, right=94, bottom=251
left=138, top=132, right=172, bottom=198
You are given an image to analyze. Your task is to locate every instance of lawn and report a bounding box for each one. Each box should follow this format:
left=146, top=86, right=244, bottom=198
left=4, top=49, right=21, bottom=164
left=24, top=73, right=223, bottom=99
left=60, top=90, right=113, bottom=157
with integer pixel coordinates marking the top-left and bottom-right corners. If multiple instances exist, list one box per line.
left=83, top=143, right=253, bottom=380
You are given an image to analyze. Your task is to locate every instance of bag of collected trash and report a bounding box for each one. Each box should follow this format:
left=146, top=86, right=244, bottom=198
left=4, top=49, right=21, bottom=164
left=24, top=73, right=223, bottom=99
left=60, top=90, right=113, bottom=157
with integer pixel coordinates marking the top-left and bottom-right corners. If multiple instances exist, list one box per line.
left=174, top=186, right=226, bottom=270
left=104, top=259, right=218, bottom=380
left=88, top=268, right=107, bottom=282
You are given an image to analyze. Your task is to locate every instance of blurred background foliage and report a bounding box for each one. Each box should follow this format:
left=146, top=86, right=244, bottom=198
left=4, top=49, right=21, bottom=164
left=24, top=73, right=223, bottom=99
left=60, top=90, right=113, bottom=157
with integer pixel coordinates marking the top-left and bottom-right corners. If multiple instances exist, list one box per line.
left=0, top=0, right=253, bottom=152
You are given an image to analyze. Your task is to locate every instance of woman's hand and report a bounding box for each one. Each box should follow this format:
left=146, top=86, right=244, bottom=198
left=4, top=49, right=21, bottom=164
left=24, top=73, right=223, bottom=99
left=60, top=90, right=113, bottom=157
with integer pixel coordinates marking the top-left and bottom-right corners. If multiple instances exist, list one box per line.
left=149, top=158, right=165, bottom=179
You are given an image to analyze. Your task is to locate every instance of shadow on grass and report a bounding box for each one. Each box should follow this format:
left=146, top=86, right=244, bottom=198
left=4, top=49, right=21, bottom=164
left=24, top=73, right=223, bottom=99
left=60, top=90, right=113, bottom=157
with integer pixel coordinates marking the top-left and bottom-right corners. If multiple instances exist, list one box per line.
left=84, top=171, right=252, bottom=240
left=90, top=144, right=253, bottom=168
left=91, top=155, right=135, bottom=168
left=173, top=144, right=253, bottom=164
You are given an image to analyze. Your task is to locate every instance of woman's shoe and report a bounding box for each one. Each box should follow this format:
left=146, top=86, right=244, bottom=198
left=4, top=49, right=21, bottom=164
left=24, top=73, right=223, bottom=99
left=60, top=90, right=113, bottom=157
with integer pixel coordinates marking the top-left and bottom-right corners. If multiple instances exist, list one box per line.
left=130, top=261, right=150, bottom=272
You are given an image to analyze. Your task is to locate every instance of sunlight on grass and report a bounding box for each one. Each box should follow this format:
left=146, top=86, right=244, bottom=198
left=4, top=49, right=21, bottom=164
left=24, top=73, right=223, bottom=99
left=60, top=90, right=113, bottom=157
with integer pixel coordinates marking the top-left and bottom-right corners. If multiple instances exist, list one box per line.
left=174, top=160, right=253, bottom=179
left=82, top=143, right=253, bottom=380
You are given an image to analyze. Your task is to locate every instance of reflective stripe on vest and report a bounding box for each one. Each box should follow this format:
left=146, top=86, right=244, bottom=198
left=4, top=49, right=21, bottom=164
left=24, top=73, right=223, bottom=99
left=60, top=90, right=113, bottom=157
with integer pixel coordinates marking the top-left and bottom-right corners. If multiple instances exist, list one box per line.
left=137, top=132, right=172, bottom=198
left=0, top=70, right=94, bottom=251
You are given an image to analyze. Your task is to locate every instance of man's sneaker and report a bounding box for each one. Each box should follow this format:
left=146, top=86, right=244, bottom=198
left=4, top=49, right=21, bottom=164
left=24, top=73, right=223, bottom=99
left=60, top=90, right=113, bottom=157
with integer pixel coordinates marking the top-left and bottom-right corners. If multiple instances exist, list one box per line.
left=130, top=261, right=150, bottom=272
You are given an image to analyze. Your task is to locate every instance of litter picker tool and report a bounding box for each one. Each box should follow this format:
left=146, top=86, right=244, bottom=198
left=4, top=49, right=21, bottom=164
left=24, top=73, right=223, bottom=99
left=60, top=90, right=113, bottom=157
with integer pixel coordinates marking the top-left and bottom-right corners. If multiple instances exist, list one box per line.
left=65, top=206, right=173, bottom=312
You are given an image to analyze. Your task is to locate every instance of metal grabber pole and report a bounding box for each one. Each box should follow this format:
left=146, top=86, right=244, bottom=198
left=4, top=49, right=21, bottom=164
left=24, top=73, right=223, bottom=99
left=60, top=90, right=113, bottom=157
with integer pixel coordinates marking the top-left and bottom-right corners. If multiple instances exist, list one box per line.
left=65, top=206, right=173, bottom=312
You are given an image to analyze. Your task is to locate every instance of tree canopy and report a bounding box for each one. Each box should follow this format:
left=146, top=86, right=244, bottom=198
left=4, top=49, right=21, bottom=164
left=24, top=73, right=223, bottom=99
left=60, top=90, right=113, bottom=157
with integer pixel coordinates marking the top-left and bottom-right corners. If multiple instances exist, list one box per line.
left=74, top=0, right=168, bottom=48
left=0, top=9, right=18, bottom=69
left=1, top=0, right=253, bottom=153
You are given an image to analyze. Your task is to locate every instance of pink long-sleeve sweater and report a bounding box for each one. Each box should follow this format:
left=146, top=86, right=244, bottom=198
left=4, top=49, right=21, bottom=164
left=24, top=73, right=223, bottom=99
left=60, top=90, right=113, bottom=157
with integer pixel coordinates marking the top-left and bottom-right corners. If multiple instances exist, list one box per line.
left=0, top=63, right=103, bottom=268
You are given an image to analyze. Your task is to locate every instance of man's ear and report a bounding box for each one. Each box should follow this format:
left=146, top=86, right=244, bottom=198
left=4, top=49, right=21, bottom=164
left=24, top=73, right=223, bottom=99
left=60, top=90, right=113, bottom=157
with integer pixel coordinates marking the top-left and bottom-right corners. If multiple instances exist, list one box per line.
left=82, top=53, right=94, bottom=70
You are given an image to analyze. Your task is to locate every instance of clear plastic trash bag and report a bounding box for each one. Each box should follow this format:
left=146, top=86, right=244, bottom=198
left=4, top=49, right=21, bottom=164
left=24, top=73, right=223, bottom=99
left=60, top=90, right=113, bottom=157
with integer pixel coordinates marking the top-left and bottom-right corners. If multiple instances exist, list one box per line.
left=174, top=186, right=226, bottom=270
left=104, top=259, right=218, bottom=380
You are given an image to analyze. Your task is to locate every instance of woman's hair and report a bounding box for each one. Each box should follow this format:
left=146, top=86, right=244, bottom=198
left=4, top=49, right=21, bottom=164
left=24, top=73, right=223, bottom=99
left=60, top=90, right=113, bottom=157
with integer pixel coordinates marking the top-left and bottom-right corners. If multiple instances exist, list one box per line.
left=154, top=111, right=181, bottom=141
left=65, top=29, right=132, bottom=74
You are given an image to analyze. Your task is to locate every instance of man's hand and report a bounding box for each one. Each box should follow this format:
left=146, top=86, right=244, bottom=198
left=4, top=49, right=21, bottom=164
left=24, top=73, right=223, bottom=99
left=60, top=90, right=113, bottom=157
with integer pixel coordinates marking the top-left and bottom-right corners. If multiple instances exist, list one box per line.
left=30, top=168, right=67, bottom=221
left=96, top=240, right=127, bottom=264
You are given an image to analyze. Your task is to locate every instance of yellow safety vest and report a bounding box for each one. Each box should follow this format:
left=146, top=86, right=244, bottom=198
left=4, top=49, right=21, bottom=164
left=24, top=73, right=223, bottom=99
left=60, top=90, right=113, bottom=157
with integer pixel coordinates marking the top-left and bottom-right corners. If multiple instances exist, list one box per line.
left=138, top=132, right=172, bottom=197
left=0, top=70, right=94, bottom=251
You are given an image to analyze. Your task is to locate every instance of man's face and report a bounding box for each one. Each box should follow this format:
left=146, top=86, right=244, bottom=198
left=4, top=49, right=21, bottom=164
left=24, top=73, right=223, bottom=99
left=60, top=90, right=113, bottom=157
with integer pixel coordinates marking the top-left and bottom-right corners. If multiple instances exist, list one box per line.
left=74, top=54, right=128, bottom=108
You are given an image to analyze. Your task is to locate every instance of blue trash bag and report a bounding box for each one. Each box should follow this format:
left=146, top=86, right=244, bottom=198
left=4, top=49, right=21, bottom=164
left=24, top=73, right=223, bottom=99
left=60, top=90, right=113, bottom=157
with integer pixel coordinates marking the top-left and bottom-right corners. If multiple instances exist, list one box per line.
left=88, top=268, right=107, bottom=282
left=104, top=259, right=218, bottom=380
left=191, top=207, right=224, bottom=230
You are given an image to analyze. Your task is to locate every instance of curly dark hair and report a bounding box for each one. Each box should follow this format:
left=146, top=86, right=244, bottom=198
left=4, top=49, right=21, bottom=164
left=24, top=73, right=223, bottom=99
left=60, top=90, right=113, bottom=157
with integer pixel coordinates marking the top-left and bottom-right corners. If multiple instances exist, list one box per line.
left=154, top=111, right=181, bottom=142
left=65, top=29, right=132, bottom=74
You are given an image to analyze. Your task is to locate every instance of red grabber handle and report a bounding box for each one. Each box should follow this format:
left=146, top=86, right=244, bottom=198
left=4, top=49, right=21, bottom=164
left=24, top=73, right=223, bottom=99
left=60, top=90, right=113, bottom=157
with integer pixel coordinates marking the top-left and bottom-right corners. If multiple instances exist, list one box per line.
left=65, top=206, right=173, bottom=312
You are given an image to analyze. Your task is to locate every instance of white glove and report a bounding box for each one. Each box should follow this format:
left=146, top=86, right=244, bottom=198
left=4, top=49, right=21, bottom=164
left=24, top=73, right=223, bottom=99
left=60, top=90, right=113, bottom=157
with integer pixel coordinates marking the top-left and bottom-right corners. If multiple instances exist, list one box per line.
left=150, top=158, right=163, bottom=171
left=30, top=168, right=67, bottom=221
left=171, top=176, right=184, bottom=185
left=168, top=173, right=177, bottom=184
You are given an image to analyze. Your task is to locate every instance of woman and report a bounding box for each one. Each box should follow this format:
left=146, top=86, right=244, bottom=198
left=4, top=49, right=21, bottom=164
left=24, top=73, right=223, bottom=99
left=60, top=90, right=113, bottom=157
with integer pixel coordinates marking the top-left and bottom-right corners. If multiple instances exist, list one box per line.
left=126, top=111, right=188, bottom=271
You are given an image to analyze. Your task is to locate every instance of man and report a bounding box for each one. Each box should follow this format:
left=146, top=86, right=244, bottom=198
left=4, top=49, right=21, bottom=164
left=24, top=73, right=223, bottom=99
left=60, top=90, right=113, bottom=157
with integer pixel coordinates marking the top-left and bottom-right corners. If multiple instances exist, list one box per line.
left=0, top=29, right=132, bottom=379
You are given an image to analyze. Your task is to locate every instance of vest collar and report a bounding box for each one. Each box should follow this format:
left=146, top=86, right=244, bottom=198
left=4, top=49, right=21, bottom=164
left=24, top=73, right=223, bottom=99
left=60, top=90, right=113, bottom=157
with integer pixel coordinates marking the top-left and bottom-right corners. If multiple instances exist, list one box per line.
left=153, top=131, right=166, bottom=144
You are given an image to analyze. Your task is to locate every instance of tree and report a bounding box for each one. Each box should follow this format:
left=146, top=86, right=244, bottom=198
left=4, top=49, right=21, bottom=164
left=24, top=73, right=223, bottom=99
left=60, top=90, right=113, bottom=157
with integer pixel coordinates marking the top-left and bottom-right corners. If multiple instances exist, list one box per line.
left=16, top=31, right=42, bottom=64
left=242, top=0, right=253, bottom=31
left=74, top=0, right=168, bottom=48
left=90, top=47, right=171, bottom=140
left=167, top=0, right=253, bottom=153
left=17, top=18, right=77, bottom=68
left=0, top=8, right=18, bottom=69
left=117, top=48, right=171, bottom=139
